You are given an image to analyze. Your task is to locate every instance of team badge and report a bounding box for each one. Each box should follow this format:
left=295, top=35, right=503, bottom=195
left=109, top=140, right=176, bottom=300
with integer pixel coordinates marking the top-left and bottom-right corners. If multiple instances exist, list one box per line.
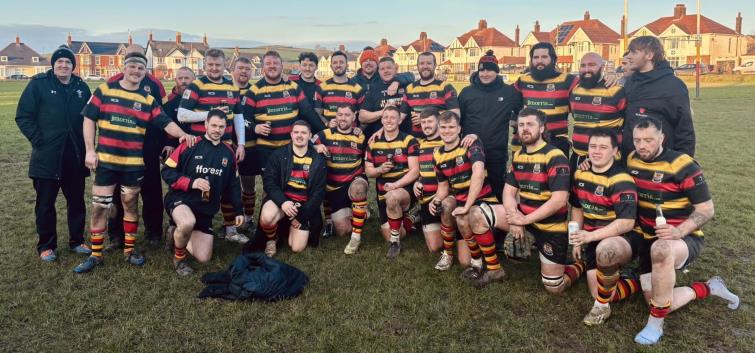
left=595, top=185, right=604, bottom=196
left=546, top=83, right=555, bottom=92
left=395, top=148, right=402, bottom=156
left=208, top=91, right=215, bottom=96
left=532, top=163, right=541, bottom=174
left=652, top=171, right=664, bottom=183
left=398, top=88, right=405, bottom=95
left=429, top=91, right=438, bottom=99
left=282, top=90, right=290, bottom=98
left=350, top=142, right=357, bottom=149
left=345, top=92, right=352, bottom=99
left=455, top=156, right=464, bottom=166
left=222, top=157, right=228, bottom=167
left=182, top=89, right=192, bottom=99
left=144, top=85, right=151, bottom=93
left=133, top=102, right=142, bottom=110
left=542, top=242, right=554, bottom=256
left=303, top=164, right=310, bottom=171
left=227, top=91, right=233, bottom=98
left=592, top=97, right=602, bottom=105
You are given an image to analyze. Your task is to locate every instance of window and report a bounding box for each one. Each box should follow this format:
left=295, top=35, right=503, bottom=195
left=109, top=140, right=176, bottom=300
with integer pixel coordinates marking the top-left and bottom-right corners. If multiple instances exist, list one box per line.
left=83, top=56, right=90, bottom=65
left=95, top=56, right=100, bottom=65
left=32, top=57, right=39, bottom=63
left=174, top=58, right=182, bottom=64
left=109, top=57, right=114, bottom=66
left=157, top=57, right=164, bottom=64
left=469, top=48, right=478, bottom=57
left=1, top=56, right=7, bottom=62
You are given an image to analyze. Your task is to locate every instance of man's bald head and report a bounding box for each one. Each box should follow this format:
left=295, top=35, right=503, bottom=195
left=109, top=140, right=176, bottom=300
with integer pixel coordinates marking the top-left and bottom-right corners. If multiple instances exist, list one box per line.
left=580, top=52, right=604, bottom=67
left=579, top=52, right=605, bottom=89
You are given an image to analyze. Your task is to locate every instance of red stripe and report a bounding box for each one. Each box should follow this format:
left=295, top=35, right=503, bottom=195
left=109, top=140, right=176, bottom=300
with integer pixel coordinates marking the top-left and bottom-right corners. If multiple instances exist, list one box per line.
left=198, top=96, right=239, bottom=105
left=520, top=89, right=570, bottom=99
left=322, top=96, right=358, bottom=105
left=100, top=103, right=151, bottom=122
left=545, top=120, right=568, bottom=132
left=680, top=172, right=702, bottom=191
left=513, top=170, right=548, bottom=183
left=571, top=102, right=619, bottom=114
left=575, top=189, right=613, bottom=207
left=255, top=96, right=299, bottom=108
left=635, top=178, right=682, bottom=193
left=98, top=136, right=143, bottom=150
left=171, top=176, right=191, bottom=191
left=290, top=170, right=308, bottom=178
left=328, top=146, right=362, bottom=155
left=404, top=98, right=446, bottom=107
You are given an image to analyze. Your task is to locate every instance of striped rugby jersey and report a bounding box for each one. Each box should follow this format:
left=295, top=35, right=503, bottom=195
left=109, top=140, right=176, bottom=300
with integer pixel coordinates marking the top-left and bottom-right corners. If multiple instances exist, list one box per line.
left=626, top=149, right=711, bottom=239
left=243, top=80, right=309, bottom=149
left=318, top=78, right=364, bottom=120
left=433, top=140, right=496, bottom=204
left=400, top=79, right=459, bottom=137
left=569, top=84, right=627, bottom=157
left=179, top=76, right=242, bottom=142
left=82, top=81, right=171, bottom=172
left=365, top=132, right=419, bottom=202
left=417, top=136, right=444, bottom=204
left=569, top=163, right=637, bottom=231
left=506, top=141, right=571, bottom=234
left=313, top=128, right=365, bottom=192
left=284, top=153, right=313, bottom=203
left=513, top=72, right=578, bottom=150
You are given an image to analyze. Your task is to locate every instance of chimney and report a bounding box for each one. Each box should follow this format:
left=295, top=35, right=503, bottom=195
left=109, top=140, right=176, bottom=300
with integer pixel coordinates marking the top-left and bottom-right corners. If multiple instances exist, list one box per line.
left=515, top=25, right=520, bottom=46
left=128, top=32, right=133, bottom=46
left=175, top=32, right=182, bottom=44
left=67, top=32, right=72, bottom=46
left=478, top=19, right=487, bottom=30
left=534, top=20, right=541, bottom=33
left=584, top=11, right=590, bottom=21
left=338, top=44, right=345, bottom=52
left=15, top=35, right=20, bottom=45
left=148, top=31, right=153, bottom=42
left=736, top=12, right=742, bottom=34
left=674, top=4, right=686, bottom=19
left=203, top=33, right=208, bottom=46
left=380, top=38, right=388, bottom=46
left=420, top=31, right=427, bottom=41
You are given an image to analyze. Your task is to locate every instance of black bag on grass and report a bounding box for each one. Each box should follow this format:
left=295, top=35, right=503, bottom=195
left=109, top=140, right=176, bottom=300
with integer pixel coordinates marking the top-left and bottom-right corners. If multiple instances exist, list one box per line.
left=198, top=253, right=309, bottom=301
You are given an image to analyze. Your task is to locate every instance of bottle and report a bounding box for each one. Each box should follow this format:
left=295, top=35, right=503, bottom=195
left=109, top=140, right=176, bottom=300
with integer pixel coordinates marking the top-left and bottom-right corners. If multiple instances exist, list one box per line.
left=655, top=204, right=666, bottom=226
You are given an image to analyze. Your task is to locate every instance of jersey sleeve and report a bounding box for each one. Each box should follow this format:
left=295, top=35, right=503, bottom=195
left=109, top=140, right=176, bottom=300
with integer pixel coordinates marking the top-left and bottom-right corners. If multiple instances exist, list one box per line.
left=505, top=163, right=519, bottom=188
left=365, top=144, right=375, bottom=164
left=568, top=173, right=582, bottom=208
left=178, top=81, right=200, bottom=111
left=467, top=140, right=485, bottom=164
left=443, top=84, right=459, bottom=110
left=81, top=86, right=104, bottom=120
left=406, top=137, right=419, bottom=156
left=313, top=130, right=326, bottom=145
left=161, top=142, right=193, bottom=191
left=610, top=177, right=638, bottom=219
left=433, top=153, right=448, bottom=182
left=149, top=98, right=172, bottom=129
left=676, top=156, right=712, bottom=204
left=546, top=152, right=570, bottom=192
left=232, top=90, right=243, bottom=116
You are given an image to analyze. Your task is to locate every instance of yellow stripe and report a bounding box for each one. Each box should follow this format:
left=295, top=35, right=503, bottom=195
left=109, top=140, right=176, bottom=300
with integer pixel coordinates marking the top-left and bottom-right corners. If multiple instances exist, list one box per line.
left=256, top=139, right=290, bottom=147
left=574, top=170, right=635, bottom=187
left=420, top=170, right=436, bottom=178
left=193, top=80, right=238, bottom=93
left=538, top=105, right=569, bottom=116
left=97, top=152, right=143, bottom=166
left=327, top=160, right=361, bottom=170
left=98, top=120, right=146, bottom=135
left=251, top=82, right=299, bottom=94
left=164, top=158, right=177, bottom=168
left=99, top=84, right=154, bottom=106
left=519, top=72, right=570, bottom=84
left=255, top=111, right=299, bottom=122
left=293, top=156, right=312, bottom=164
left=407, top=83, right=447, bottom=94
left=639, top=198, right=691, bottom=210
left=571, top=85, right=623, bottom=98
left=520, top=190, right=552, bottom=201
left=433, top=146, right=466, bottom=164
left=585, top=211, right=618, bottom=221
left=319, top=82, right=362, bottom=93
left=627, top=153, right=694, bottom=174
left=533, top=221, right=567, bottom=233
left=513, top=147, right=564, bottom=165
left=452, top=180, right=471, bottom=190
left=573, top=118, right=623, bottom=129
left=325, top=130, right=364, bottom=144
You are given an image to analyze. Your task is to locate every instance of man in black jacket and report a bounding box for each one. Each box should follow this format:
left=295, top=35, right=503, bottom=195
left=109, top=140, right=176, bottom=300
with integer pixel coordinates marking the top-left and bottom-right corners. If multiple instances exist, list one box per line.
left=15, top=45, right=92, bottom=261
left=458, top=50, right=522, bottom=199
left=622, top=36, right=695, bottom=157
left=258, top=121, right=326, bottom=257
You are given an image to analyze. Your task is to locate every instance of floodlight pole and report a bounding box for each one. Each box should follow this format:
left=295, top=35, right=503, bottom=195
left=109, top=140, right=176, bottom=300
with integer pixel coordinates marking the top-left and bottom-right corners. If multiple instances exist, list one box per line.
left=695, top=0, right=701, bottom=98
left=623, top=0, right=629, bottom=53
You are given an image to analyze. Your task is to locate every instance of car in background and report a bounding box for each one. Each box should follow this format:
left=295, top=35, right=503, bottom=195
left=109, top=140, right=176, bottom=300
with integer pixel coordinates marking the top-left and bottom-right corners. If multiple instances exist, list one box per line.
left=84, top=75, right=105, bottom=81
left=733, top=61, right=755, bottom=75
left=7, top=74, right=29, bottom=80
left=674, top=63, right=710, bottom=75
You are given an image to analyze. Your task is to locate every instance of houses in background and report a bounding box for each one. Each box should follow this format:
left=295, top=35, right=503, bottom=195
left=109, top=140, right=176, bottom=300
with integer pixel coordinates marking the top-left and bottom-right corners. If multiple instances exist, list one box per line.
left=145, top=32, right=209, bottom=79
left=0, top=36, right=50, bottom=79
left=67, top=33, right=129, bottom=79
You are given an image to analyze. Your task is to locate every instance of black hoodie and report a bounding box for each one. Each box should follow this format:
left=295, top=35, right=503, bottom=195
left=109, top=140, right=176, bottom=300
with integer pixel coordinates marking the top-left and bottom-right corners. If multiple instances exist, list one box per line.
left=458, top=72, right=523, bottom=164
left=623, top=61, right=695, bottom=156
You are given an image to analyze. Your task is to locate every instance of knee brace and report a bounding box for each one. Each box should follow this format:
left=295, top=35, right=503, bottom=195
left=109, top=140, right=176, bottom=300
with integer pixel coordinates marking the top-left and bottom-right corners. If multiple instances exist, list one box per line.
left=542, top=273, right=566, bottom=292
left=478, top=202, right=496, bottom=228
left=92, top=194, right=113, bottom=218
left=120, top=185, right=141, bottom=197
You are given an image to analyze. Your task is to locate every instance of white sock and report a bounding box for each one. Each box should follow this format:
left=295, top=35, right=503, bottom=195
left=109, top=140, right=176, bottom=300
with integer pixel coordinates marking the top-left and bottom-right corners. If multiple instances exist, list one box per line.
left=390, top=234, right=399, bottom=243
left=645, top=315, right=664, bottom=332
left=707, top=276, right=740, bottom=310
left=593, top=300, right=610, bottom=308
left=471, top=258, right=483, bottom=269
left=350, top=234, right=361, bottom=241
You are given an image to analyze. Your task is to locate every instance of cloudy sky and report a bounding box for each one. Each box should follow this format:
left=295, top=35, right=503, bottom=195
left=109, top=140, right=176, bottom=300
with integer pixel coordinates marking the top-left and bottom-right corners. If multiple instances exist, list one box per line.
left=1, top=0, right=752, bottom=50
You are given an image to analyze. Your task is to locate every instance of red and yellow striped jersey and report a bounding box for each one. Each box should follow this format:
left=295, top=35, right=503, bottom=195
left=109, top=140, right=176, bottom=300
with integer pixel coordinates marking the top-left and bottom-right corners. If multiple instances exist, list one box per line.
left=569, top=163, right=637, bottom=231
left=626, top=149, right=711, bottom=239
left=506, top=141, right=571, bottom=234
left=417, top=136, right=444, bottom=204
left=365, top=132, right=419, bottom=201
left=313, top=128, right=365, bottom=191
left=83, top=82, right=171, bottom=171
left=318, top=78, right=364, bottom=120
left=284, top=153, right=313, bottom=203
left=243, top=80, right=308, bottom=148
left=433, top=140, right=496, bottom=204
left=569, top=85, right=627, bottom=157
left=513, top=72, right=578, bottom=150
left=400, top=79, right=459, bottom=137
left=179, top=76, right=242, bottom=142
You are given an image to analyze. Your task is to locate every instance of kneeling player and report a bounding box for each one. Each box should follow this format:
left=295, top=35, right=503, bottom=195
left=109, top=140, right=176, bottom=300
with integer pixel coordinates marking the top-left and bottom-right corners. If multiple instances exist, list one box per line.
left=162, top=110, right=244, bottom=275
left=430, top=111, right=499, bottom=284
left=569, top=129, right=641, bottom=325
left=260, top=121, right=327, bottom=256
left=627, top=118, right=739, bottom=345
left=312, top=104, right=369, bottom=254
left=471, top=108, right=585, bottom=293
left=365, top=106, right=419, bottom=259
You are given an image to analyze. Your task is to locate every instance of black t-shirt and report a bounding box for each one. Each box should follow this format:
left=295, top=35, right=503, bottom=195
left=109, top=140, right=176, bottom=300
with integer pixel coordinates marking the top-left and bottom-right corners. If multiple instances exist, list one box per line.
left=361, top=79, right=410, bottom=138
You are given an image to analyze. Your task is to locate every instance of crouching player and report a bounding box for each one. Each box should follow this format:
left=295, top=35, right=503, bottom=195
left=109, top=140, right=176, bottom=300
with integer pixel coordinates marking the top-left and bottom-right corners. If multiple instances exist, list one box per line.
left=260, top=121, right=327, bottom=257
left=311, top=104, right=369, bottom=254
left=430, top=111, right=498, bottom=285
left=569, top=129, right=641, bottom=325
left=162, top=110, right=244, bottom=276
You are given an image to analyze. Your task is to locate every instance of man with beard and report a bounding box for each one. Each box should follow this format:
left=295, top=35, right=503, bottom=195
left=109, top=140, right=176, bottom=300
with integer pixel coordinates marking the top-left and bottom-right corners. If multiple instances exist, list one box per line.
left=622, top=36, right=695, bottom=158
left=458, top=50, right=522, bottom=200
left=569, top=53, right=626, bottom=169
left=513, top=42, right=578, bottom=156
left=259, top=121, right=326, bottom=257
left=400, top=52, right=460, bottom=138
left=464, top=108, right=586, bottom=293
left=359, top=57, right=413, bottom=139
left=353, top=46, right=414, bottom=96
left=311, top=104, right=368, bottom=254
left=178, top=48, right=248, bottom=244
left=162, top=110, right=243, bottom=276
left=319, top=50, right=364, bottom=125
left=164, top=67, right=195, bottom=140
left=365, top=106, right=419, bottom=259
left=626, top=117, right=738, bottom=345
left=74, top=52, right=195, bottom=273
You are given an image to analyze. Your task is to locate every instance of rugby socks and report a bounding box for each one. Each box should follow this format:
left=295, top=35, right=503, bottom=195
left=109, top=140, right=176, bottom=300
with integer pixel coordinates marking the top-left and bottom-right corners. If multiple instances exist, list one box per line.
left=690, top=282, right=711, bottom=300
left=123, top=219, right=138, bottom=255
left=350, top=198, right=368, bottom=240
left=440, top=223, right=456, bottom=256
left=221, top=202, right=236, bottom=228
left=596, top=265, right=620, bottom=305
left=241, top=190, right=256, bottom=221
left=90, top=228, right=105, bottom=259
left=174, top=246, right=187, bottom=262
left=387, top=217, right=402, bottom=243
left=474, top=229, right=500, bottom=271
left=461, top=232, right=482, bottom=261
left=262, top=223, right=278, bottom=241
left=563, top=260, right=586, bottom=286
left=612, top=277, right=640, bottom=302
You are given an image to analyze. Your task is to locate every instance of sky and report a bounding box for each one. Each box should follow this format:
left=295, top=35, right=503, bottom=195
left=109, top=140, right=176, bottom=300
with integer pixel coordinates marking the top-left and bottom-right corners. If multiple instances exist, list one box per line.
left=0, top=0, right=752, bottom=48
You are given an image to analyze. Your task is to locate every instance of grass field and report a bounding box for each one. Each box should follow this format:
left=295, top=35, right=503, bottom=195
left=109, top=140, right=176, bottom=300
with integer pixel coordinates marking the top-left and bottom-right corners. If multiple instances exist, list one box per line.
left=0, top=80, right=753, bottom=353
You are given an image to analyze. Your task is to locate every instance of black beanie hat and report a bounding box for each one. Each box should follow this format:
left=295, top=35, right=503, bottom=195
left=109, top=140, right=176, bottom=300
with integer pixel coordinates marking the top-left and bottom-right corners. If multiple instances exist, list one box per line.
left=51, top=45, right=76, bottom=70
left=478, top=50, right=499, bottom=73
